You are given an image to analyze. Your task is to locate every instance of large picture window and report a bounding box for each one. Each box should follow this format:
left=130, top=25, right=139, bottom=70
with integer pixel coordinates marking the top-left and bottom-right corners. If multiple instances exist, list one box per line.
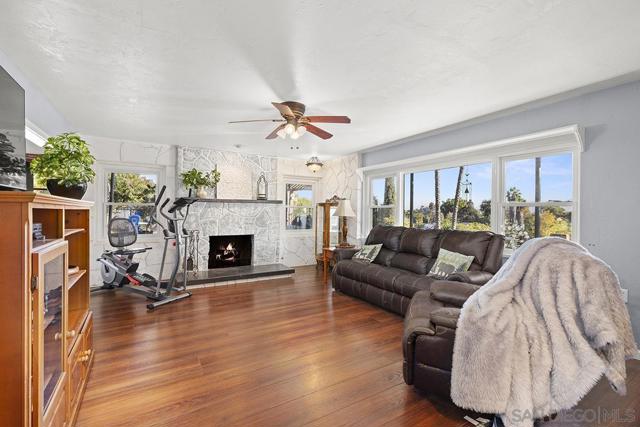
left=285, top=183, right=314, bottom=230
left=501, top=152, right=574, bottom=250
left=363, top=126, right=581, bottom=252
left=105, top=171, right=158, bottom=235
left=403, top=162, right=492, bottom=231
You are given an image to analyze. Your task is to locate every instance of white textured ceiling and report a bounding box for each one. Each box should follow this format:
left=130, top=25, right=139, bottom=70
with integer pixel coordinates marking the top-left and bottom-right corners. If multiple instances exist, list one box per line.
left=2, top=1, right=640, bottom=159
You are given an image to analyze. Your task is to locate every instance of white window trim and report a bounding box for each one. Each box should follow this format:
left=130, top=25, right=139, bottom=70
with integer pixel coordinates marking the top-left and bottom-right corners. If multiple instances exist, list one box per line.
left=359, top=125, right=583, bottom=241
left=96, top=162, right=167, bottom=243
left=282, top=175, right=318, bottom=235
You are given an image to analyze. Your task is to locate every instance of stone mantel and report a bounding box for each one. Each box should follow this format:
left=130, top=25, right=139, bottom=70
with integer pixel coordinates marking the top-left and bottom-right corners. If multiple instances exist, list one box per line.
left=197, top=199, right=283, bottom=204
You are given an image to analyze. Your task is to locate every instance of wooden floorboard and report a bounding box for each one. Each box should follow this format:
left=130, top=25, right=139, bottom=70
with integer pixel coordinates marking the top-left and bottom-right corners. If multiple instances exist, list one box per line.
left=76, top=266, right=639, bottom=427
left=76, top=266, right=472, bottom=426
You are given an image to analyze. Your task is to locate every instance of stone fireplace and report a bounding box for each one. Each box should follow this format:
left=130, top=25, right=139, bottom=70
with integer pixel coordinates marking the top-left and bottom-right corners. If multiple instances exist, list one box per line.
left=209, top=234, right=253, bottom=269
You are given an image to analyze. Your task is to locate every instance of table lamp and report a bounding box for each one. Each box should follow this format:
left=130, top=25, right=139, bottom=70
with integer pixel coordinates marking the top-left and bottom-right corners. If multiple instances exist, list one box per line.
left=333, top=198, right=356, bottom=248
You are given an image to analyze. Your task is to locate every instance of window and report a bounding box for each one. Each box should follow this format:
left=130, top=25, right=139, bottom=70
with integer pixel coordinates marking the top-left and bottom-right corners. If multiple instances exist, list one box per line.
left=501, top=152, right=574, bottom=250
left=403, top=162, right=492, bottom=231
left=105, top=171, right=158, bottom=235
left=285, top=183, right=313, bottom=230
left=370, top=176, right=396, bottom=227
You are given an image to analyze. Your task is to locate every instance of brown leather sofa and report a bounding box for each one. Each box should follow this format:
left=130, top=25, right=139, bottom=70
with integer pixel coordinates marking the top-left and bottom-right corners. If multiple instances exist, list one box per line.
left=332, top=225, right=504, bottom=399
left=332, top=225, right=504, bottom=316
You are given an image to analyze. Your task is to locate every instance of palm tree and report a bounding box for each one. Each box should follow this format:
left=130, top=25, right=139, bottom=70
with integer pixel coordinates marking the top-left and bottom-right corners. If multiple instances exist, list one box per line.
left=452, top=166, right=464, bottom=229
left=434, top=170, right=441, bottom=229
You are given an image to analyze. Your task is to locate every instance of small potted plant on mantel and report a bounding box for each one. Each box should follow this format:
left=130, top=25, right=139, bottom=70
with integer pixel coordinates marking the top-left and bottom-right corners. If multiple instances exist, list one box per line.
left=180, top=167, right=221, bottom=198
left=29, top=133, right=96, bottom=199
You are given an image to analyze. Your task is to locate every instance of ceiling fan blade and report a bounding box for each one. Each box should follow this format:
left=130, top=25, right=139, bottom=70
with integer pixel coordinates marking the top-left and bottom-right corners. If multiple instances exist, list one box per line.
left=271, top=102, right=295, bottom=118
left=228, top=119, right=285, bottom=123
left=265, top=124, right=285, bottom=139
left=304, top=124, right=333, bottom=140
left=303, top=116, right=351, bottom=124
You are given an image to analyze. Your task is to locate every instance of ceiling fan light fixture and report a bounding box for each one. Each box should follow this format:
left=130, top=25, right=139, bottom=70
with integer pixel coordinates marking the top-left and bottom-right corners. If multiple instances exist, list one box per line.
left=305, top=156, right=323, bottom=173
left=276, top=128, right=286, bottom=138
left=284, top=122, right=296, bottom=135
left=291, top=130, right=300, bottom=139
left=297, top=125, right=307, bottom=136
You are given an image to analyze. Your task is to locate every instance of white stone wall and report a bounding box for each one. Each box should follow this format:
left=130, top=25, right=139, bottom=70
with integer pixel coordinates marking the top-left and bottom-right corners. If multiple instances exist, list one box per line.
left=84, top=139, right=361, bottom=280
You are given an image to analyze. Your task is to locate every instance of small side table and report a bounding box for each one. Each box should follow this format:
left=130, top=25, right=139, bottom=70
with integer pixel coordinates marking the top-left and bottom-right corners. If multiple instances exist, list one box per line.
left=323, top=246, right=359, bottom=285
left=322, top=247, right=336, bottom=284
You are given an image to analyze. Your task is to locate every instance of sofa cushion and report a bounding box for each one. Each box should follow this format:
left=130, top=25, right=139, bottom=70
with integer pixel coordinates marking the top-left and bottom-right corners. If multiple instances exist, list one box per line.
left=439, top=230, right=494, bottom=269
left=372, top=247, right=396, bottom=266
left=399, top=228, right=440, bottom=257
left=390, top=252, right=431, bottom=275
left=335, top=260, right=434, bottom=298
left=365, top=225, right=405, bottom=251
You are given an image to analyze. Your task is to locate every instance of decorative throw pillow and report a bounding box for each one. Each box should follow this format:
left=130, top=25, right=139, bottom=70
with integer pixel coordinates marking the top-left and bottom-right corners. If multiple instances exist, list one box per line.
left=352, top=244, right=383, bottom=263
left=428, top=248, right=474, bottom=279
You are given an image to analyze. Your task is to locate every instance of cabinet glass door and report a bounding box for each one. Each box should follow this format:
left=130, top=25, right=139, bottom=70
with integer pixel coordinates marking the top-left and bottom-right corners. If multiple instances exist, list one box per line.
left=33, top=240, right=67, bottom=417
left=42, top=252, right=64, bottom=408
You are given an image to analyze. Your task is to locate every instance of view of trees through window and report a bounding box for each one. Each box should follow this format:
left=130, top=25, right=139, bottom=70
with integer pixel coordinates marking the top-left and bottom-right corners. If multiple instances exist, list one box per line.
left=403, top=162, right=492, bottom=232
left=503, top=153, right=573, bottom=250
left=286, top=183, right=313, bottom=230
left=371, top=177, right=396, bottom=227
left=106, top=172, right=158, bottom=234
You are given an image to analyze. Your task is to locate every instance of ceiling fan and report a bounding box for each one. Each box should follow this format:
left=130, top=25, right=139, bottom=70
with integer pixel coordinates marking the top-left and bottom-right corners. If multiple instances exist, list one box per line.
left=229, top=101, right=351, bottom=140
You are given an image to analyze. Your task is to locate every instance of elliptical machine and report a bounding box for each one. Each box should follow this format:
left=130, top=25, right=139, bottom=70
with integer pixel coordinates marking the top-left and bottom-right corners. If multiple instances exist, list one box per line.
left=96, top=185, right=196, bottom=310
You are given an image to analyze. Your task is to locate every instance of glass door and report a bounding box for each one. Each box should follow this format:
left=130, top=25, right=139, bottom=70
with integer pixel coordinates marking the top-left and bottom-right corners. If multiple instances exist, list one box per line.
left=32, top=240, right=68, bottom=420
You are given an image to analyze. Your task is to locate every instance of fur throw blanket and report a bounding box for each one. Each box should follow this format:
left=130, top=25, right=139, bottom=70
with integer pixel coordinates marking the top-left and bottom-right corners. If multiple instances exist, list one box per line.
left=451, top=237, right=638, bottom=427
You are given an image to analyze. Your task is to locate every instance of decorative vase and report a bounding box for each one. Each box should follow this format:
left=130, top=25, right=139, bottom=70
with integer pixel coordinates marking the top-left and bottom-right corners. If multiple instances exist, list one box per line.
left=46, top=179, right=88, bottom=200
left=196, top=187, right=208, bottom=198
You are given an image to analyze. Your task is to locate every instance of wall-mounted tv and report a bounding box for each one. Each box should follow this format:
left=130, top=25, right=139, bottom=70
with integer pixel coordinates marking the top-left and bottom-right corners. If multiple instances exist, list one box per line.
left=0, top=64, right=26, bottom=190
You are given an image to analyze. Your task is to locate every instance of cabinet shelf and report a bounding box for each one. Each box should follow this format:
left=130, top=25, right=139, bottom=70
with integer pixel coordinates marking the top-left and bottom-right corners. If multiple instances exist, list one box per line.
left=33, top=238, right=64, bottom=251
left=68, top=270, right=87, bottom=290
left=64, top=228, right=85, bottom=237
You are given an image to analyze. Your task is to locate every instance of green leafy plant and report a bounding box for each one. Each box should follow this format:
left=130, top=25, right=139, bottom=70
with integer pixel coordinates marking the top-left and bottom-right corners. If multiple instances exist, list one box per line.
left=180, top=168, right=221, bottom=189
left=30, top=133, right=96, bottom=185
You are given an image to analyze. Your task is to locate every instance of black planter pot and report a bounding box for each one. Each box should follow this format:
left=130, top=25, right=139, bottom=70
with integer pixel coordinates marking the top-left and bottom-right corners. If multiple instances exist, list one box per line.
left=46, top=180, right=88, bottom=200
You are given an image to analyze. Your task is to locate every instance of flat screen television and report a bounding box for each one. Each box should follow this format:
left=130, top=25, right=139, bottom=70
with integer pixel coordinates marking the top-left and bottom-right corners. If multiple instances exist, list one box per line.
left=0, top=64, right=26, bottom=190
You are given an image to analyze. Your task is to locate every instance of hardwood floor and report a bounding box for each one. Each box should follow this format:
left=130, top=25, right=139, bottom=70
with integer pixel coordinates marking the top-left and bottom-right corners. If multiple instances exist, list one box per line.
left=77, top=266, right=640, bottom=427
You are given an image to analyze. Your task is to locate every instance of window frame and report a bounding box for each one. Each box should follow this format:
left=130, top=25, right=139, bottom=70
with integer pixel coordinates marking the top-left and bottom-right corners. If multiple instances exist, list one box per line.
left=283, top=178, right=317, bottom=234
left=366, top=173, right=399, bottom=229
left=98, top=163, right=166, bottom=242
left=361, top=126, right=582, bottom=246
left=498, top=149, right=579, bottom=247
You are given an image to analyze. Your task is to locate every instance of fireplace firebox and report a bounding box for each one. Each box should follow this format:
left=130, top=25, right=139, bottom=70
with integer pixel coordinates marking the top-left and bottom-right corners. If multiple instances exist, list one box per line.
left=209, top=234, right=253, bottom=269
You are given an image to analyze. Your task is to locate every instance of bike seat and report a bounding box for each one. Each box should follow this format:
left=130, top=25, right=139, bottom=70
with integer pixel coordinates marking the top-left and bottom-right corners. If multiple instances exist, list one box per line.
left=113, top=247, right=152, bottom=255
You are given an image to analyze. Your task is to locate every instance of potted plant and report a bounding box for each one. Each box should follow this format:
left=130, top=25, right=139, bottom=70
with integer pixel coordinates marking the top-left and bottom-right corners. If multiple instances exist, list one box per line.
left=180, top=168, right=221, bottom=198
left=29, top=133, right=96, bottom=199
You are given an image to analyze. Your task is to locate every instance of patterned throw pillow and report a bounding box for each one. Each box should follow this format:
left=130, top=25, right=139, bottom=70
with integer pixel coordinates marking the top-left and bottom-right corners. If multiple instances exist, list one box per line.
left=428, top=248, right=475, bottom=279
left=352, top=244, right=383, bottom=263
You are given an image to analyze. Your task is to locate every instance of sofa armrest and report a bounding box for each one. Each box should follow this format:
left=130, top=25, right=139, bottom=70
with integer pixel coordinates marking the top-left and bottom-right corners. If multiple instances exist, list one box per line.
left=403, top=290, right=437, bottom=385
left=431, top=307, right=461, bottom=330
left=430, top=280, right=481, bottom=307
left=446, top=270, right=494, bottom=286
left=334, top=247, right=359, bottom=262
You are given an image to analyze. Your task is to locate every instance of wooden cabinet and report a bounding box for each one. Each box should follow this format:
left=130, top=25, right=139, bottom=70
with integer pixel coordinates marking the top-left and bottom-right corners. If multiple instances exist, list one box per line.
left=0, top=193, right=93, bottom=427
left=314, top=199, right=339, bottom=265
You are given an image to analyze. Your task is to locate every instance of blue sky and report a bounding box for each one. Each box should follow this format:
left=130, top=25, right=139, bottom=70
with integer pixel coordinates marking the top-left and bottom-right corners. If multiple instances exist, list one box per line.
left=373, top=153, right=572, bottom=209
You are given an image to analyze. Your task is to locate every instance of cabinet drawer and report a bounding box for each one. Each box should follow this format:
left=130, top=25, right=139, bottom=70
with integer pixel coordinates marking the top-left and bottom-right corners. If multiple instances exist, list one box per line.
left=67, top=334, right=85, bottom=417
left=84, top=313, right=93, bottom=361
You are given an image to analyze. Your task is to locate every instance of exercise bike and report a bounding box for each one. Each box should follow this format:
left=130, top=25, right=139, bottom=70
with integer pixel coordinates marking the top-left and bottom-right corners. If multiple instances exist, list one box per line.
left=95, top=185, right=197, bottom=310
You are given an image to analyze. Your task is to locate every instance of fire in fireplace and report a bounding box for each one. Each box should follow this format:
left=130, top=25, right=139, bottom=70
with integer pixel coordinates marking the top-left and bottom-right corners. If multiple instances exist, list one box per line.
left=209, top=234, right=253, bottom=269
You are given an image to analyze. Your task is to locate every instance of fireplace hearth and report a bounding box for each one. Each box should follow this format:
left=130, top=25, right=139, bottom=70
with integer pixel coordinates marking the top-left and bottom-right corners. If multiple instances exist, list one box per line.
left=209, top=234, right=253, bottom=269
